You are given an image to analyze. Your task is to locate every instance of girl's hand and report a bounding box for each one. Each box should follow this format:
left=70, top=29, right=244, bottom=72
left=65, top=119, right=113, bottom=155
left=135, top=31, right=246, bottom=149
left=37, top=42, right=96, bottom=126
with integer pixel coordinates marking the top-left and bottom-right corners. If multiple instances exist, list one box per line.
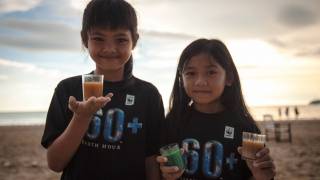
left=238, top=147, right=276, bottom=180
left=68, top=93, right=113, bottom=121
left=156, top=155, right=184, bottom=180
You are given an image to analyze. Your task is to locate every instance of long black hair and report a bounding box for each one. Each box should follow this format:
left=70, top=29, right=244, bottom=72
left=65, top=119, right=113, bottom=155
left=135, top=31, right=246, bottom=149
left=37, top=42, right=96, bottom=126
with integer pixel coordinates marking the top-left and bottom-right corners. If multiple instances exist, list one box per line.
left=80, top=0, right=139, bottom=77
left=168, top=38, right=255, bottom=124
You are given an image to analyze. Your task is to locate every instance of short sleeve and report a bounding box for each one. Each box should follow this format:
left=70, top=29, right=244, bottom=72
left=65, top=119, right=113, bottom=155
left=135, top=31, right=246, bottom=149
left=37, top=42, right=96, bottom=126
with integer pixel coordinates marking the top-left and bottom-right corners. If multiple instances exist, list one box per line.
left=145, top=89, right=165, bottom=157
left=41, top=85, right=69, bottom=148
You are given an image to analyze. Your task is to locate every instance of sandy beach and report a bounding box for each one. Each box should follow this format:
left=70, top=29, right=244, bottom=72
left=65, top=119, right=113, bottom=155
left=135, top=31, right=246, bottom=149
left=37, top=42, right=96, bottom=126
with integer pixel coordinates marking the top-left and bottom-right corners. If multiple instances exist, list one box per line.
left=0, top=125, right=60, bottom=180
left=0, top=120, right=319, bottom=180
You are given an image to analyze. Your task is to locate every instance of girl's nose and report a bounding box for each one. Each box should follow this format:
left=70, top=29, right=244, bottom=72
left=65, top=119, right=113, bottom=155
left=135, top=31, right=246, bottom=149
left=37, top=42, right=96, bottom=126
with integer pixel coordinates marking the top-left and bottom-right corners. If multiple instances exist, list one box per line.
left=102, top=42, right=116, bottom=54
left=195, top=76, right=208, bottom=86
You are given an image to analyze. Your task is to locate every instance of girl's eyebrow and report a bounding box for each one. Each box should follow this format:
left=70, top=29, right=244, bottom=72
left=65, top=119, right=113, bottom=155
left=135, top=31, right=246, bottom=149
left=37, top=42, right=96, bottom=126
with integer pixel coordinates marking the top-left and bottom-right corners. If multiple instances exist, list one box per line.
left=114, top=33, right=130, bottom=37
left=184, top=64, right=218, bottom=70
left=183, top=66, right=195, bottom=71
left=89, top=31, right=129, bottom=37
left=89, top=30, right=103, bottom=35
left=207, top=64, right=219, bottom=69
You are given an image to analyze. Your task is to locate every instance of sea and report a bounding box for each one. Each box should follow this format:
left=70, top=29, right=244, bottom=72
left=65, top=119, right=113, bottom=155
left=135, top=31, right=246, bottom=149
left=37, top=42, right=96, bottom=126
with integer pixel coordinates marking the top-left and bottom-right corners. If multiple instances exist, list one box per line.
left=0, top=105, right=320, bottom=126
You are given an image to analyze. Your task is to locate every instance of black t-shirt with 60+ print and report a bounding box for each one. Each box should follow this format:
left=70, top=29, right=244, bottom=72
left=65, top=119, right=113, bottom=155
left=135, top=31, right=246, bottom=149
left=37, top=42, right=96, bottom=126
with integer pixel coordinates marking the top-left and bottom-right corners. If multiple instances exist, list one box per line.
left=162, top=107, right=260, bottom=180
left=41, top=74, right=165, bottom=180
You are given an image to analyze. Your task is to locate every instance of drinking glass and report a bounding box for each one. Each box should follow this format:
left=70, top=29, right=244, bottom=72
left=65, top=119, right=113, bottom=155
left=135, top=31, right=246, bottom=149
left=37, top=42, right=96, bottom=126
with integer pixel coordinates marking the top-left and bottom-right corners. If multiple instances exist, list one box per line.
left=242, top=132, right=266, bottom=161
left=82, top=74, right=104, bottom=115
left=160, top=143, right=185, bottom=170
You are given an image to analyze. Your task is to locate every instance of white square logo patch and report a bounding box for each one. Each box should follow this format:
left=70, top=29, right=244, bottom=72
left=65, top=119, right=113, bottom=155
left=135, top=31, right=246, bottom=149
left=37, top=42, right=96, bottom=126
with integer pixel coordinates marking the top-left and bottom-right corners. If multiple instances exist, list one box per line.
left=125, top=94, right=135, bottom=106
left=224, top=126, right=234, bottom=139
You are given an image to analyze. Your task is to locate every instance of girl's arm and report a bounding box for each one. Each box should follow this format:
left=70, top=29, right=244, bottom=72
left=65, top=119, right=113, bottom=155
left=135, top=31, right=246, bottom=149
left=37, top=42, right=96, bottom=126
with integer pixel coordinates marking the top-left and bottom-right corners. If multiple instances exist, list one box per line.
left=47, top=114, right=91, bottom=172
left=46, top=95, right=112, bottom=172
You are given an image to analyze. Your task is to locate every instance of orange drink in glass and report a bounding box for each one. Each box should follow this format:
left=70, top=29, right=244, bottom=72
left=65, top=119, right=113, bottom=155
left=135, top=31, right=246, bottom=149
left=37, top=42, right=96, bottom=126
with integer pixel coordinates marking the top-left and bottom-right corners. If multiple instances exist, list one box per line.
left=242, top=132, right=266, bottom=161
left=82, top=74, right=104, bottom=101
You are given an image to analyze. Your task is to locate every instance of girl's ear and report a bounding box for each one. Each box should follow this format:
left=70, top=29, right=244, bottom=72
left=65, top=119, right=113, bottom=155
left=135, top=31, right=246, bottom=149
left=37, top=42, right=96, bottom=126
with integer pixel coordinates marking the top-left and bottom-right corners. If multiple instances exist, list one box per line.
left=179, top=74, right=184, bottom=88
left=226, top=79, right=232, bottom=86
left=132, top=33, right=140, bottom=49
left=226, top=73, right=234, bottom=86
left=81, top=30, right=89, bottom=48
left=84, top=42, right=88, bottom=49
left=226, top=81, right=232, bottom=87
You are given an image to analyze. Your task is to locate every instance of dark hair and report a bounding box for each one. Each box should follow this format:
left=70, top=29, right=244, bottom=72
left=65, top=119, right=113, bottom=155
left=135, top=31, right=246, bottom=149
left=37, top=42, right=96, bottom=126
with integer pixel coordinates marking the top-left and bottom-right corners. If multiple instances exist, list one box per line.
left=81, top=0, right=139, bottom=77
left=168, top=38, right=255, bottom=124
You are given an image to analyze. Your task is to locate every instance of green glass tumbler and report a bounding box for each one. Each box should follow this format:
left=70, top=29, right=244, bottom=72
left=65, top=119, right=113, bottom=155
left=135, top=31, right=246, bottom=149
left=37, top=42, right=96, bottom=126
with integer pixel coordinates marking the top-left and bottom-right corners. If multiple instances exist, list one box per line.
left=160, top=143, right=185, bottom=170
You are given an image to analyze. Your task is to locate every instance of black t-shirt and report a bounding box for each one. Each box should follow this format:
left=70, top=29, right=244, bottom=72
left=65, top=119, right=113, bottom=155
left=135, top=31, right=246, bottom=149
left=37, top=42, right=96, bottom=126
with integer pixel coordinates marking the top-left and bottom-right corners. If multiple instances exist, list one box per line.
left=41, top=74, right=165, bottom=180
left=162, top=107, right=260, bottom=180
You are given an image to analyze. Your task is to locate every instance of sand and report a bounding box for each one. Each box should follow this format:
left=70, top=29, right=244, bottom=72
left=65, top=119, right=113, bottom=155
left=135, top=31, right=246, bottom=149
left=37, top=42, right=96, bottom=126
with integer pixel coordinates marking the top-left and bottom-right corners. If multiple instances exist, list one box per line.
left=0, top=120, right=319, bottom=180
left=0, top=125, right=60, bottom=180
left=260, top=120, right=320, bottom=180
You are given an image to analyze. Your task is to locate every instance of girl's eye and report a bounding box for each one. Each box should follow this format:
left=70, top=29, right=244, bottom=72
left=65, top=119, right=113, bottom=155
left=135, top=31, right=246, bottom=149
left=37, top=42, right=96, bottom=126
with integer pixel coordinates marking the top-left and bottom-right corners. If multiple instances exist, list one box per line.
left=208, top=70, right=216, bottom=75
left=117, top=38, right=129, bottom=44
left=184, top=71, right=195, bottom=76
left=91, top=37, right=104, bottom=42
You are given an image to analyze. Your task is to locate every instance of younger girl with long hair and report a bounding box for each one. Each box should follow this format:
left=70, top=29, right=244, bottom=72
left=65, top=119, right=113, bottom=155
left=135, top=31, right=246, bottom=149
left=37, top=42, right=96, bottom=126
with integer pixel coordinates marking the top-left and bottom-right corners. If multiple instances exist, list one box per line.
left=157, top=39, right=275, bottom=180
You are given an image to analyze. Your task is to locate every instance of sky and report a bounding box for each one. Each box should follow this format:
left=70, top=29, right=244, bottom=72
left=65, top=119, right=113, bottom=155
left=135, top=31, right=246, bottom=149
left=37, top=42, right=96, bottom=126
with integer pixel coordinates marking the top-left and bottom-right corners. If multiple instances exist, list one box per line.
left=0, top=0, right=320, bottom=112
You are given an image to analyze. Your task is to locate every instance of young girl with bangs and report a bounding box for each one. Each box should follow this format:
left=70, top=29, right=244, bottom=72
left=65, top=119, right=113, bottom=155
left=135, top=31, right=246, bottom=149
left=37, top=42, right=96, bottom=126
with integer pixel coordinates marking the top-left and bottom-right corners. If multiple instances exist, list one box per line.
left=157, top=39, right=276, bottom=180
left=41, top=0, right=163, bottom=179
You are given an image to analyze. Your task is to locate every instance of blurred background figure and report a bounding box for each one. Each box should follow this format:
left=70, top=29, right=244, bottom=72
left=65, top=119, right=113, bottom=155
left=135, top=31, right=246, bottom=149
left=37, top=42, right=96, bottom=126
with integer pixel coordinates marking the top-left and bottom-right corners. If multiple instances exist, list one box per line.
left=294, top=106, right=300, bottom=120
left=278, top=107, right=282, bottom=120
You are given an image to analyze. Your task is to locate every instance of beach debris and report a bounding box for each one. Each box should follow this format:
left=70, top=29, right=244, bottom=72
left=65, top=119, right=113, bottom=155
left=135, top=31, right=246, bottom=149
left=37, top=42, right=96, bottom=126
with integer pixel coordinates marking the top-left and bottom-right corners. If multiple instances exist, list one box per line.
left=2, top=160, right=12, bottom=168
left=31, top=160, right=39, bottom=168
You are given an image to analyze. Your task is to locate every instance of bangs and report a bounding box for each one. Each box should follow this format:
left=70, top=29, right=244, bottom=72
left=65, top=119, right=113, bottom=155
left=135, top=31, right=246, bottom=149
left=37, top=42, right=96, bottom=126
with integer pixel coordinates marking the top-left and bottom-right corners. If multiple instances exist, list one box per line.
left=82, top=0, right=137, bottom=32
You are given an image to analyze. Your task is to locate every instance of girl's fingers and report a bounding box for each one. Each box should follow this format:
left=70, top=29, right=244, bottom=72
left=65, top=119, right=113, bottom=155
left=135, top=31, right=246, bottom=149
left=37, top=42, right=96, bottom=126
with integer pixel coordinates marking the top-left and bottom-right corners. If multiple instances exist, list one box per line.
left=180, top=148, right=185, bottom=154
left=87, top=96, right=97, bottom=104
left=253, top=160, right=275, bottom=169
left=87, top=97, right=108, bottom=109
left=254, top=153, right=272, bottom=164
left=162, top=172, right=181, bottom=180
left=68, top=96, right=78, bottom=112
left=105, top=93, right=114, bottom=98
left=157, top=154, right=184, bottom=180
left=256, top=147, right=270, bottom=158
left=160, top=166, right=180, bottom=174
left=156, top=156, right=167, bottom=163
left=238, top=146, right=270, bottom=159
left=237, top=147, right=242, bottom=155
left=96, top=96, right=111, bottom=107
left=161, top=167, right=183, bottom=180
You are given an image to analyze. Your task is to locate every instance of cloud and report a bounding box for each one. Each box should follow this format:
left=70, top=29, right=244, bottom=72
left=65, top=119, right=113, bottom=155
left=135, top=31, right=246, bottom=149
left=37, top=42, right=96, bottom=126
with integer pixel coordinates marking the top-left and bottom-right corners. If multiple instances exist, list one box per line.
left=0, top=58, right=71, bottom=112
left=295, top=47, right=320, bottom=57
left=0, top=58, right=70, bottom=79
left=0, top=18, right=81, bottom=51
left=268, top=24, right=320, bottom=59
left=141, top=30, right=196, bottom=40
left=269, top=38, right=320, bottom=59
left=277, top=4, right=318, bottom=28
left=0, top=0, right=42, bottom=13
left=70, top=0, right=90, bottom=11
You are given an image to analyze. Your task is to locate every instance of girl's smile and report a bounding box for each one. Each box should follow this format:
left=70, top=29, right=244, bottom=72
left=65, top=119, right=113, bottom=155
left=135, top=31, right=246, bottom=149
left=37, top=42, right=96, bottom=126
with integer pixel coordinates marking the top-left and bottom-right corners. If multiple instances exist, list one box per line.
left=87, top=27, right=134, bottom=81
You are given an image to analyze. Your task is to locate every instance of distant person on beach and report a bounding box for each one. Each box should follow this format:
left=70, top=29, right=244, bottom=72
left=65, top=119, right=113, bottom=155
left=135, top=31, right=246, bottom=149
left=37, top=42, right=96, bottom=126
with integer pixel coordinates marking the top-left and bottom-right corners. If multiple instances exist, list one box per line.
left=294, top=106, right=300, bottom=119
left=278, top=107, right=282, bottom=119
left=285, top=106, right=290, bottom=119
left=156, top=39, right=276, bottom=179
left=41, top=0, right=164, bottom=179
